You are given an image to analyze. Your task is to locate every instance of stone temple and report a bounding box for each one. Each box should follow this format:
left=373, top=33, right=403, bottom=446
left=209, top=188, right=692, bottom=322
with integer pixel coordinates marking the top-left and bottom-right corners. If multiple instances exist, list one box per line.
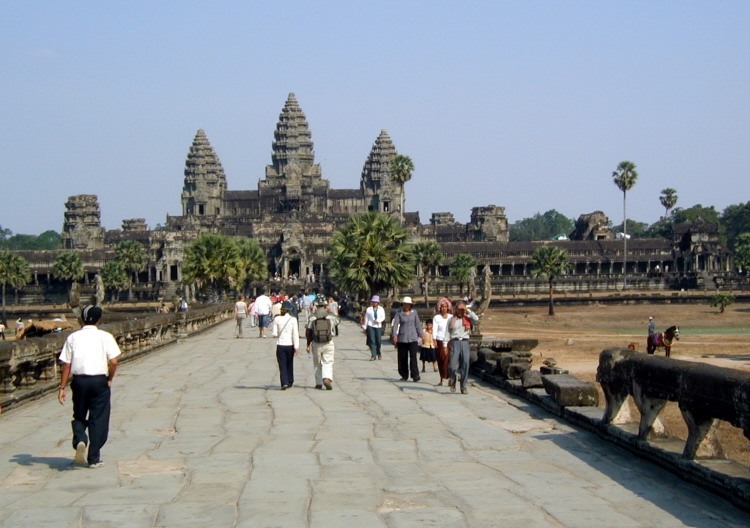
left=15, top=92, right=730, bottom=300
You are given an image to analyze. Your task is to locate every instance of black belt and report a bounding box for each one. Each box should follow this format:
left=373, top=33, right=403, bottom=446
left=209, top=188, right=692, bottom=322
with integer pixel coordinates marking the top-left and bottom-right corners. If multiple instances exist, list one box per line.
left=73, top=374, right=107, bottom=377
left=451, top=338, right=469, bottom=341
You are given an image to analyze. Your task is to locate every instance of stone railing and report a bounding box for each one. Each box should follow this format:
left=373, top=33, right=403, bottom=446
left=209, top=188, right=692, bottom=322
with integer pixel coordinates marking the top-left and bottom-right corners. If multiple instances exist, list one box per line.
left=0, top=304, right=233, bottom=412
left=597, top=347, right=750, bottom=459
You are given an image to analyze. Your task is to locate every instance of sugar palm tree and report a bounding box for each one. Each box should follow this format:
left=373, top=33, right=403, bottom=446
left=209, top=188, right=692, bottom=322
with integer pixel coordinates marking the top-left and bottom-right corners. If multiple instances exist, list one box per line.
left=612, top=161, right=638, bottom=288
left=0, top=251, right=31, bottom=325
left=391, top=154, right=414, bottom=223
left=659, top=188, right=678, bottom=218
left=531, top=245, right=572, bottom=316
left=450, top=253, right=477, bottom=296
left=182, top=233, right=242, bottom=299
left=115, top=240, right=148, bottom=301
left=328, top=211, right=415, bottom=299
left=413, top=241, right=444, bottom=307
left=234, top=237, right=267, bottom=291
left=99, top=260, right=129, bottom=303
left=53, top=251, right=85, bottom=302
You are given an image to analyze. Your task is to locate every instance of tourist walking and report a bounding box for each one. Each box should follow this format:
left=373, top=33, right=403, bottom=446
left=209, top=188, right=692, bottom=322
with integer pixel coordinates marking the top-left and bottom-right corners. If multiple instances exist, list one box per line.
left=248, top=297, right=258, bottom=327
left=234, top=295, right=248, bottom=338
left=432, top=297, right=453, bottom=386
left=445, top=300, right=478, bottom=394
left=306, top=296, right=339, bottom=390
left=420, top=320, right=437, bottom=373
left=0, top=322, right=5, bottom=341
left=647, top=316, right=656, bottom=336
left=391, top=296, right=423, bottom=382
left=254, top=289, right=273, bottom=338
left=272, top=300, right=299, bottom=390
left=57, top=305, right=121, bottom=467
left=327, top=295, right=340, bottom=335
left=361, top=295, right=386, bottom=360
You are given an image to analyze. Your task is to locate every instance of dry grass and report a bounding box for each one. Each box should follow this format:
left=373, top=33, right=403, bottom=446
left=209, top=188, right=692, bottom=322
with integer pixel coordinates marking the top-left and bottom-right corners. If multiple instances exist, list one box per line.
left=480, top=301, right=750, bottom=465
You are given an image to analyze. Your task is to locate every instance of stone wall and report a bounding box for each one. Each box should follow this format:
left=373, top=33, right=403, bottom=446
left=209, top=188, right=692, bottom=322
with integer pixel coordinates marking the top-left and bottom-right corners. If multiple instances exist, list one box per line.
left=0, top=304, right=233, bottom=412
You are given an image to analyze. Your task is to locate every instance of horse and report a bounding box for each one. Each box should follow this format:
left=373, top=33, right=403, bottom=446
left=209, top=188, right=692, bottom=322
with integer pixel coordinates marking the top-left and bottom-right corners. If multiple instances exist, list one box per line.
left=646, top=325, right=680, bottom=357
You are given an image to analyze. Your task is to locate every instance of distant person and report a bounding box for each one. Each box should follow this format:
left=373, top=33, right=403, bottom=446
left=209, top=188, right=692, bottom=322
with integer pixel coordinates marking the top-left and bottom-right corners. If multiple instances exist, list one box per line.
left=234, top=295, right=248, bottom=338
left=648, top=316, right=656, bottom=336
left=0, top=322, right=5, bottom=340
left=57, top=305, right=121, bottom=468
left=327, top=296, right=340, bottom=336
left=178, top=298, right=188, bottom=312
left=432, top=298, right=453, bottom=386
left=361, top=295, right=386, bottom=360
left=272, top=300, right=299, bottom=390
left=444, top=300, right=478, bottom=394
left=391, top=296, right=423, bottom=382
left=306, top=296, right=339, bottom=390
left=16, top=318, right=24, bottom=336
left=254, top=289, right=273, bottom=338
left=248, top=297, right=258, bottom=327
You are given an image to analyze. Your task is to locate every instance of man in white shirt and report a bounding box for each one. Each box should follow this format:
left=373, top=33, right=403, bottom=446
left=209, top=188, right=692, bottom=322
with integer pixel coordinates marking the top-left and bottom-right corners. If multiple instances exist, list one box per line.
left=254, top=289, right=274, bottom=338
left=58, top=305, right=121, bottom=467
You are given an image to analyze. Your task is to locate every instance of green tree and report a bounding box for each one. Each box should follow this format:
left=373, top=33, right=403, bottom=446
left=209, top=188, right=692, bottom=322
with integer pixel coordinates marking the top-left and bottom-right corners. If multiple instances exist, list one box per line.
left=99, top=260, right=129, bottom=303
left=710, top=292, right=735, bottom=314
left=531, top=245, right=573, bottom=316
left=115, top=240, right=148, bottom=300
left=182, top=233, right=242, bottom=298
left=450, top=253, right=477, bottom=296
left=391, top=154, right=414, bottom=223
left=53, top=251, right=85, bottom=300
left=4, top=230, right=62, bottom=250
left=234, top=237, right=267, bottom=290
left=612, top=161, right=638, bottom=287
left=0, top=251, right=31, bottom=325
left=611, top=220, right=649, bottom=239
left=328, top=211, right=415, bottom=298
left=721, top=202, right=750, bottom=250
left=509, top=210, right=574, bottom=242
left=413, top=241, right=444, bottom=306
left=659, top=188, right=678, bottom=218
left=672, top=204, right=720, bottom=225
left=733, top=232, right=750, bottom=274
left=0, top=226, right=12, bottom=248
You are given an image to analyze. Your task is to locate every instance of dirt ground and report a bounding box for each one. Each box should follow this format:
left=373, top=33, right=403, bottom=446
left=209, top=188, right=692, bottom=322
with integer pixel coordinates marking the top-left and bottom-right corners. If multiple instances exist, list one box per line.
left=480, top=300, right=750, bottom=465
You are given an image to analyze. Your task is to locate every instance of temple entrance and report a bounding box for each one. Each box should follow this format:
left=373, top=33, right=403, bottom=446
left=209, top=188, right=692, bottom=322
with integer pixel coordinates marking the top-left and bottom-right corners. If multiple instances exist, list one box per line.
left=289, top=258, right=301, bottom=277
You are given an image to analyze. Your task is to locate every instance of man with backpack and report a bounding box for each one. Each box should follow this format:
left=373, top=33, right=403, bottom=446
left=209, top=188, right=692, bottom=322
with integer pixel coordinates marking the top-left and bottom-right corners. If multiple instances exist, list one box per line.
left=306, top=295, right=339, bottom=390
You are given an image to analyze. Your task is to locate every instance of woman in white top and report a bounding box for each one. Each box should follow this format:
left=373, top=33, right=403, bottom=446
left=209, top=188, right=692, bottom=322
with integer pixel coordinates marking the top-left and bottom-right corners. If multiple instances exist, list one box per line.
left=432, top=297, right=453, bottom=386
left=234, top=295, right=248, bottom=338
left=272, top=301, right=300, bottom=390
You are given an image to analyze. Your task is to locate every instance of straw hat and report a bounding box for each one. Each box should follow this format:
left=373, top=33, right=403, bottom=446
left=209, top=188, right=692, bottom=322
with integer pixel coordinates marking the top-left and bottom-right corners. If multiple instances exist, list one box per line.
left=401, top=296, right=413, bottom=305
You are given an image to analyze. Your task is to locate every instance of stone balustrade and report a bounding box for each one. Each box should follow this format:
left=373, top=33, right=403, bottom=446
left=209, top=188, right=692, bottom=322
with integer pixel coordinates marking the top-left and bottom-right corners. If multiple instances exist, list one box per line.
left=0, top=304, right=233, bottom=411
left=597, top=347, right=750, bottom=459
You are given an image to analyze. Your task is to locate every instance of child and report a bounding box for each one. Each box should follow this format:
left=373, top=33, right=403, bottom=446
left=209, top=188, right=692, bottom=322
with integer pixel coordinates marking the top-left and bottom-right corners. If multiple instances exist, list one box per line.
left=420, top=320, right=438, bottom=373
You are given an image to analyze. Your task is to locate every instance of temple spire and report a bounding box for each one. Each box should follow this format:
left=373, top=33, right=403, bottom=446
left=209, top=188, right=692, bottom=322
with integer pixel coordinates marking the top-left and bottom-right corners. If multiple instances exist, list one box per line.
left=181, top=129, right=227, bottom=217
left=360, top=129, right=401, bottom=214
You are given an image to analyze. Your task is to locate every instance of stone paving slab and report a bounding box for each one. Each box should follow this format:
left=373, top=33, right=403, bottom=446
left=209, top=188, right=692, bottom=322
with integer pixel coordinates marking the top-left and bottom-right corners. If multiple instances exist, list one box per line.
left=1, top=318, right=750, bottom=527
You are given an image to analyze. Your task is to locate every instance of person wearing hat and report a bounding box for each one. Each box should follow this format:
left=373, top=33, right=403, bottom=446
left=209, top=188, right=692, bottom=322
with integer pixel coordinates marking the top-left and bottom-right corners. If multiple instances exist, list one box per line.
left=57, top=305, right=122, bottom=467
left=306, top=295, right=339, bottom=390
left=647, top=316, right=655, bottom=336
left=361, top=295, right=386, bottom=360
left=444, top=300, right=478, bottom=394
left=391, top=296, right=423, bottom=382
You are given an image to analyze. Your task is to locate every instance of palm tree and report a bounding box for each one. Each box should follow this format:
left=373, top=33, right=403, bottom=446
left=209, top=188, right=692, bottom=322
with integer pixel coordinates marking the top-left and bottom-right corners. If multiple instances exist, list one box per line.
left=328, top=211, right=415, bottom=299
left=612, top=161, right=638, bottom=288
left=234, top=237, right=267, bottom=291
left=0, top=251, right=31, bottom=325
left=531, top=245, right=572, bottom=316
left=391, top=154, right=414, bottom=223
left=182, top=233, right=242, bottom=299
left=450, top=253, right=477, bottom=296
left=413, top=241, right=444, bottom=307
left=115, top=240, right=148, bottom=301
left=659, top=188, right=678, bottom=218
left=99, top=260, right=129, bottom=303
left=53, top=251, right=85, bottom=301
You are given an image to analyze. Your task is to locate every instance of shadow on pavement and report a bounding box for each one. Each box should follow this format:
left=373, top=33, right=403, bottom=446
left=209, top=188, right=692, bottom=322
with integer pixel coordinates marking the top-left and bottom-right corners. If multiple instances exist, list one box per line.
left=10, top=453, right=79, bottom=471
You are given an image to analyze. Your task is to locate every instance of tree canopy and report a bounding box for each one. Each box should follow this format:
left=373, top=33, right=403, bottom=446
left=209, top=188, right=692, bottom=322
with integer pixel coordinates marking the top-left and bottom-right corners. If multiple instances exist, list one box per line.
left=327, top=211, right=415, bottom=298
left=450, top=253, right=477, bottom=295
left=0, top=228, right=61, bottom=250
left=509, top=210, right=574, bottom=242
left=0, top=251, right=31, bottom=324
left=531, top=245, right=572, bottom=316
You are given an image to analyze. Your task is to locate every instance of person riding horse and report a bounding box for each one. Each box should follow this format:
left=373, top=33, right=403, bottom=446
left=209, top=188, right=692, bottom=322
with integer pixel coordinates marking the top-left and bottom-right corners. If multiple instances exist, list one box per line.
left=646, top=325, right=680, bottom=357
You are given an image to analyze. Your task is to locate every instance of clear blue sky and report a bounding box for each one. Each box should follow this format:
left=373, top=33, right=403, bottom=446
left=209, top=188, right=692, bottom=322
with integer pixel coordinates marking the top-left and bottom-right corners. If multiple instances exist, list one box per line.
left=2, top=1, right=749, bottom=235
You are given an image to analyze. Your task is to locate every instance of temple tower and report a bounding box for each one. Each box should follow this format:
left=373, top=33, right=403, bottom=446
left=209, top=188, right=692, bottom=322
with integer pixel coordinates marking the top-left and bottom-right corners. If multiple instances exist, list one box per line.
left=261, top=93, right=325, bottom=212
left=360, top=129, right=402, bottom=215
left=181, top=129, right=227, bottom=217
left=61, top=194, right=105, bottom=249
left=468, top=205, right=509, bottom=242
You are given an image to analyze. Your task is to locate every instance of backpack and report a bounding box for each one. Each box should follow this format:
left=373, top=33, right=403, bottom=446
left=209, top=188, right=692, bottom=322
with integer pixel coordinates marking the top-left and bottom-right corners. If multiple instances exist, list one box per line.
left=312, top=316, right=332, bottom=343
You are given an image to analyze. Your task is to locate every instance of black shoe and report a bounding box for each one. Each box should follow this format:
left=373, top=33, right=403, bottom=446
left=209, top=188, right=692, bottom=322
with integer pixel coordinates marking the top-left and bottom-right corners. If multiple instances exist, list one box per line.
left=323, top=379, right=333, bottom=390
left=400, top=377, right=408, bottom=381
left=315, top=384, right=323, bottom=390
left=449, top=377, right=456, bottom=392
left=413, top=377, right=420, bottom=382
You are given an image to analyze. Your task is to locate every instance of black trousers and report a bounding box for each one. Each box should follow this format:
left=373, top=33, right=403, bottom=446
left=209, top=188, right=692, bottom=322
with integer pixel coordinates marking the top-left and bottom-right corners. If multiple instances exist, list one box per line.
left=397, top=341, right=420, bottom=380
left=276, top=345, right=295, bottom=387
left=70, top=375, right=111, bottom=464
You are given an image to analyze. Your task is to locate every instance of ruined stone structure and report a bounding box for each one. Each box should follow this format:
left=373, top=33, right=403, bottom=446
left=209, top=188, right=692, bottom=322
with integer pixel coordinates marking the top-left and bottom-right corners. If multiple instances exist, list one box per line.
left=14, top=93, right=735, bottom=300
